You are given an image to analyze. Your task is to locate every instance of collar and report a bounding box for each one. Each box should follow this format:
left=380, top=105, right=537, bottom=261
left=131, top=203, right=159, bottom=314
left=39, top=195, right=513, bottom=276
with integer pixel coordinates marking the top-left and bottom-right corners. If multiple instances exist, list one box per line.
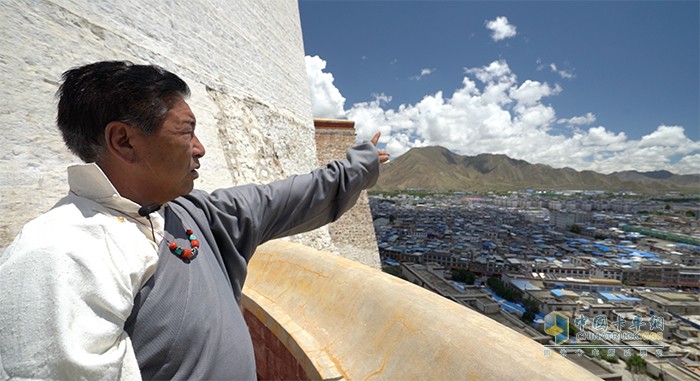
left=67, top=163, right=165, bottom=242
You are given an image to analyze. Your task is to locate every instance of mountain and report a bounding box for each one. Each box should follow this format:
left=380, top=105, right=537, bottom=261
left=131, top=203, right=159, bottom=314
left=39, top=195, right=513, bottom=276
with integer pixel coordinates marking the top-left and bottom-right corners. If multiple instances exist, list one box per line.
left=372, top=146, right=700, bottom=194
left=610, top=170, right=700, bottom=187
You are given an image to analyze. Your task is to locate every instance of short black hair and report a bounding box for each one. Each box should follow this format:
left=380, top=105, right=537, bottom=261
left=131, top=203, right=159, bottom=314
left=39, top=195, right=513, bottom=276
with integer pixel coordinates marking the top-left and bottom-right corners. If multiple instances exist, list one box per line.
left=56, top=61, right=191, bottom=162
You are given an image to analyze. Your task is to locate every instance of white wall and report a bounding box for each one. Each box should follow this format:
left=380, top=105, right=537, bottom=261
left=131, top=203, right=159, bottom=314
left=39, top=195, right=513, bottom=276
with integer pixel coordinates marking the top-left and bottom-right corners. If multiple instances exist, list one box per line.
left=0, top=0, right=333, bottom=250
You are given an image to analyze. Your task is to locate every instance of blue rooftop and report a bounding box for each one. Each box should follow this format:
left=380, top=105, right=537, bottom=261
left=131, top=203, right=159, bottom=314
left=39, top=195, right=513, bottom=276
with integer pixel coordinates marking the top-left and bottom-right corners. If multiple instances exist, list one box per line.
left=677, top=243, right=700, bottom=251
left=593, top=244, right=611, bottom=252
left=551, top=289, right=565, bottom=297
left=599, top=292, right=641, bottom=302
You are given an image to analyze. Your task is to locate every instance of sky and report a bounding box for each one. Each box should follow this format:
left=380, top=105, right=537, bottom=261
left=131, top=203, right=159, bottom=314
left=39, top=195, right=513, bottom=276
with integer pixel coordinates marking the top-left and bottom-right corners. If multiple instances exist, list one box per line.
left=299, top=0, right=700, bottom=175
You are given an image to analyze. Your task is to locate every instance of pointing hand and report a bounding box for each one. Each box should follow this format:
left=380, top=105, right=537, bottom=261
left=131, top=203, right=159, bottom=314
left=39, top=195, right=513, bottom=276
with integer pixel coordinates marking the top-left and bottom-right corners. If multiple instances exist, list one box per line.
left=371, top=132, right=390, bottom=164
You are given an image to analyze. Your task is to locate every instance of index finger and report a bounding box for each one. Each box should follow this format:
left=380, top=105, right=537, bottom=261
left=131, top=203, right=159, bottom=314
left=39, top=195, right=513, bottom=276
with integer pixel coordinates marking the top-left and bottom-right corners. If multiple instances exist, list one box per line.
left=371, top=131, right=381, bottom=146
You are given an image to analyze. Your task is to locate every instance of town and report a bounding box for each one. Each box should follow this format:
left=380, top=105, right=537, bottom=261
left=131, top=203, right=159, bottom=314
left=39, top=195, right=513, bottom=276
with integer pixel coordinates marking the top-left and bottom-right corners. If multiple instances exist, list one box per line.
left=370, top=191, right=700, bottom=381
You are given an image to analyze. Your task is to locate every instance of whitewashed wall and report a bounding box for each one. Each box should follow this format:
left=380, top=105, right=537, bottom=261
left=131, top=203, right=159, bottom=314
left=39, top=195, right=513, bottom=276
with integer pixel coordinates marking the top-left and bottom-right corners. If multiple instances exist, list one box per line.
left=0, top=0, right=335, bottom=251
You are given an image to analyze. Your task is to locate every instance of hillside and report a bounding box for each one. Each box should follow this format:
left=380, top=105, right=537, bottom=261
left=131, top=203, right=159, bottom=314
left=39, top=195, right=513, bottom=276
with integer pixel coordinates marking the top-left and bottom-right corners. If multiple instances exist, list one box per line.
left=372, top=146, right=699, bottom=194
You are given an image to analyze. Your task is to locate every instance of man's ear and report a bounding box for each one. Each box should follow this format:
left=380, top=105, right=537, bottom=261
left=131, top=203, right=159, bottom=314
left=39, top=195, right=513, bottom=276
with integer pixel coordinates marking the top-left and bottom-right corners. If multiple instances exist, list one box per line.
left=104, top=121, right=138, bottom=163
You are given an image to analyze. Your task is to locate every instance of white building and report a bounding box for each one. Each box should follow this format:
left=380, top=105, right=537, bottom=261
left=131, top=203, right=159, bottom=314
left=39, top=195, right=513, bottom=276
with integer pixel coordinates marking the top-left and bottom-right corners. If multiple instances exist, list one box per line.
left=1, top=1, right=340, bottom=254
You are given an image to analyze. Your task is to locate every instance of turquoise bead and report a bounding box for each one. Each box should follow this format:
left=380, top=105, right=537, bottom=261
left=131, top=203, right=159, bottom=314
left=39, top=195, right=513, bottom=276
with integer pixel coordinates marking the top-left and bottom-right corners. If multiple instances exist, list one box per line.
left=189, top=234, right=197, bottom=240
left=174, top=247, right=183, bottom=255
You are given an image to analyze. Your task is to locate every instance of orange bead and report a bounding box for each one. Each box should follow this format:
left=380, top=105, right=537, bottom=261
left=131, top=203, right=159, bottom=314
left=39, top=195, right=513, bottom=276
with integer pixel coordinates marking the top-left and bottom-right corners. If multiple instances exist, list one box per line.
left=191, top=239, right=200, bottom=248
left=169, top=242, right=178, bottom=250
left=182, top=249, right=193, bottom=259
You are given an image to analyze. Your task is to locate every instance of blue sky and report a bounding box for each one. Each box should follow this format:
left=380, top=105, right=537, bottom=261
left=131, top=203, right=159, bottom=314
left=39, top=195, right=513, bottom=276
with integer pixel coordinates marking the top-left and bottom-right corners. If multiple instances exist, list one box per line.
left=299, top=0, right=699, bottom=175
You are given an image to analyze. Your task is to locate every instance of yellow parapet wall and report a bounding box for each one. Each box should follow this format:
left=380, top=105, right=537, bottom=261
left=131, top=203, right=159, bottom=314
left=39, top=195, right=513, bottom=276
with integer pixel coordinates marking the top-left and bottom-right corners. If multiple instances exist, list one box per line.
left=242, top=240, right=601, bottom=380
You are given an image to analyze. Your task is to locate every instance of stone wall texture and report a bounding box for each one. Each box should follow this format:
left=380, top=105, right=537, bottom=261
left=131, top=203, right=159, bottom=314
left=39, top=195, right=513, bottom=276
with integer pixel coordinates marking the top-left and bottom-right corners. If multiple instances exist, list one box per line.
left=0, top=0, right=340, bottom=252
left=315, top=119, right=381, bottom=269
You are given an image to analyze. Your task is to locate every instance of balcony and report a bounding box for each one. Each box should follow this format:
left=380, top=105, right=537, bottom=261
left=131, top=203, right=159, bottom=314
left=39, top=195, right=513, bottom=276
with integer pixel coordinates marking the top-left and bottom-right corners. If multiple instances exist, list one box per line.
left=242, top=240, right=601, bottom=380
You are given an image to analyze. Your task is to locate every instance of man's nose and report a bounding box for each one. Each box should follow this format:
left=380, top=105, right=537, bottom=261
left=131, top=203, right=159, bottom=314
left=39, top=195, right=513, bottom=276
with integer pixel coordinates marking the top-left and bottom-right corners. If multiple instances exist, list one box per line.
left=193, top=134, right=206, bottom=158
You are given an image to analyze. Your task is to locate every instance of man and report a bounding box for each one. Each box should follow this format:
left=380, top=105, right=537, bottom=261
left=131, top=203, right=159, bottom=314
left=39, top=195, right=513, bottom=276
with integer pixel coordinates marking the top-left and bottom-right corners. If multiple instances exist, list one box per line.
left=0, top=61, right=389, bottom=380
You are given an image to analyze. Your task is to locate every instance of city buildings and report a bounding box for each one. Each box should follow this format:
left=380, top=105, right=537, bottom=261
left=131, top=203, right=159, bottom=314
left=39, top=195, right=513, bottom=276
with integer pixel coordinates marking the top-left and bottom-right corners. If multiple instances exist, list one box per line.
left=372, top=192, right=700, bottom=380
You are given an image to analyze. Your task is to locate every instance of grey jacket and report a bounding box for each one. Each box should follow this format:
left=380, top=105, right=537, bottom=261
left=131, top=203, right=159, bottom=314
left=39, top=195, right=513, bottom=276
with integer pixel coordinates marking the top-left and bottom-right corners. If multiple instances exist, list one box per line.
left=124, top=142, right=379, bottom=380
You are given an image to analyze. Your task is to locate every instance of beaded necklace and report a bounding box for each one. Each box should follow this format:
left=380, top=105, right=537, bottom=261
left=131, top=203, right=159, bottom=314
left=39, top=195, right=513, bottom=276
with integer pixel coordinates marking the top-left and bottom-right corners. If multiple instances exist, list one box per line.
left=138, top=204, right=200, bottom=264
left=165, top=229, right=200, bottom=263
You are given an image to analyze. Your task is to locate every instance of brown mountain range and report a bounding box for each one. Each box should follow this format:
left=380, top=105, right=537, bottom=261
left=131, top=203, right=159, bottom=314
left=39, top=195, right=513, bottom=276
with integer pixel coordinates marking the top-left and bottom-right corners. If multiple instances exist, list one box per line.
left=371, top=146, right=700, bottom=194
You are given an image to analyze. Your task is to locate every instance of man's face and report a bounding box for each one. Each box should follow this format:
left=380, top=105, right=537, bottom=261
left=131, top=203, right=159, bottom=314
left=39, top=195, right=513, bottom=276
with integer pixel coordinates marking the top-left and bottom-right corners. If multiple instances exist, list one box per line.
left=136, top=98, right=206, bottom=204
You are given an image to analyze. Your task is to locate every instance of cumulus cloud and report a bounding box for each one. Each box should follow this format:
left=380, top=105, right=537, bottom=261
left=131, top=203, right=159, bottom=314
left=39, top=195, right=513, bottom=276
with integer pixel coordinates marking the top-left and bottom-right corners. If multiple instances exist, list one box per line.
left=638, top=125, right=695, bottom=149
left=306, top=55, right=700, bottom=175
left=580, top=126, right=627, bottom=147
left=410, top=68, right=435, bottom=80
left=486, top=16, right=517, bottom=41
left=672, top=154, right=700, bottom=175
left=510, top=80, right=562, bottom=107
left=558, top=112, right=597, bottom=126
left=305, top=55, right=346, bottom=118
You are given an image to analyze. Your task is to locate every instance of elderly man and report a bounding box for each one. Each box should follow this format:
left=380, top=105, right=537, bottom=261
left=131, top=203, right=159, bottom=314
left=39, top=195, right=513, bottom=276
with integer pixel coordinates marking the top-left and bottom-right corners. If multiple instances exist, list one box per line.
left=0, top=61, right=388, bottom=380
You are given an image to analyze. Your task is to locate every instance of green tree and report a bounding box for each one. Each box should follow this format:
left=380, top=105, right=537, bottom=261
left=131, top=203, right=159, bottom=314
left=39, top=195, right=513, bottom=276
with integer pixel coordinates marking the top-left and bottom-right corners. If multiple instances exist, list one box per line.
left=486, top=277, right=500, bottom=291
left=626, top=354, right=647, bottom=375
left=451, top=269, right=476, bottom=285
left=486, top=276, right=521, bottom=303
left=520, top=299, right=540, bottom=323
left=570, top=224, right=582, bottom=234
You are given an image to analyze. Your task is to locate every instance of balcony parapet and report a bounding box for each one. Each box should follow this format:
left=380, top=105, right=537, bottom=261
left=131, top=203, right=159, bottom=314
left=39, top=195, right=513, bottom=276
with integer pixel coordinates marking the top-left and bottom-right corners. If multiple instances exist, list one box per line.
left=242, top=240, right=601, bottom=380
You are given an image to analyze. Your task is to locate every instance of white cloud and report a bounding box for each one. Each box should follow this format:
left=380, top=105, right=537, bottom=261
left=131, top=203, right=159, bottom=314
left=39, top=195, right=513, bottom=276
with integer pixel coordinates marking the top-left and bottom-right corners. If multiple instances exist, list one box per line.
left=537, top=59, right=575, bottom=79
left=536, top=58, right=546, bottom=71
left=306, top=55, right=700, bottom=175
left=549, top=63, right=575, bottom=79
left=558, top=112, right=596, bottom=126
left=581, top=126, right=627, bottom=147
left=371, top=93, right=393, bottom=104
left=510, top=80, right=562, bottom=107
left=638, top=125, right=694, bottom=149
left=485, top=16, right=517, bottom=41
left=410, top=68, right=435, bottom=81
left=673, top=154, right=700, bottom=175
left=305, top=55, right=346, bottom=118
left=466, top=60, right=514, bottom=83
